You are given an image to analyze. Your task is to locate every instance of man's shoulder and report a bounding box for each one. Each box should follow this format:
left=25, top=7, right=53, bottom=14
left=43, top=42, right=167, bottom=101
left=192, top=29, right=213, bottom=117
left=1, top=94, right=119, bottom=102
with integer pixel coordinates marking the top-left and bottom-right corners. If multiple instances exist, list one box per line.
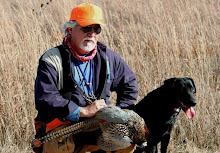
left=97, top=41, right=118, bottom=58
left=40, top=46, right=63, bottom=68
left=41, top=46, right=62, bottom=61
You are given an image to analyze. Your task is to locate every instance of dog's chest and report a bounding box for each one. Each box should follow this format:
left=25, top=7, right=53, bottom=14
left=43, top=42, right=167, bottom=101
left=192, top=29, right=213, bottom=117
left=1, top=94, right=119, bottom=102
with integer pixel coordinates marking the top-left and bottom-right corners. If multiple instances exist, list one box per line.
left=164, top=111, right=179, bottom=126
left=151, top=109, right=179, bottom=129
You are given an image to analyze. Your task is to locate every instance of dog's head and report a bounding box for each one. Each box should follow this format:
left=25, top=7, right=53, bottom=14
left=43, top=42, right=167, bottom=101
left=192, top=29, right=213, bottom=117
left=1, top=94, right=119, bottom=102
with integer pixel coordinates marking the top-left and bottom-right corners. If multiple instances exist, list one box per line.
left=164, top=77, right=197, bottom=119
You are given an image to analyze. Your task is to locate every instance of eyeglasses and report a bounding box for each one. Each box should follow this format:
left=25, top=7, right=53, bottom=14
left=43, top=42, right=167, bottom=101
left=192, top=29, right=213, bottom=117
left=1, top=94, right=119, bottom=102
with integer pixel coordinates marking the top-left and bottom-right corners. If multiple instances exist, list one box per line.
left=80, top=25, right=102, bottom=34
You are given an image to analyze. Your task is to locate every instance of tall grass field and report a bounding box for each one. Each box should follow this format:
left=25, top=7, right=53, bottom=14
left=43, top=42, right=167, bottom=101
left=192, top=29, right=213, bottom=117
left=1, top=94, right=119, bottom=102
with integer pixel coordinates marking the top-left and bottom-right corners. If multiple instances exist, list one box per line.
left=0, top=0, right=219, bottom=152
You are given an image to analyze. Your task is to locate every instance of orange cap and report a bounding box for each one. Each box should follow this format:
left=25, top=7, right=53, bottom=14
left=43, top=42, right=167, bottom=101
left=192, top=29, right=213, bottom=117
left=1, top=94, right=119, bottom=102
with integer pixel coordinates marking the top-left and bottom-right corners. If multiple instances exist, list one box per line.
left=69, top=3, right=103, bottom=27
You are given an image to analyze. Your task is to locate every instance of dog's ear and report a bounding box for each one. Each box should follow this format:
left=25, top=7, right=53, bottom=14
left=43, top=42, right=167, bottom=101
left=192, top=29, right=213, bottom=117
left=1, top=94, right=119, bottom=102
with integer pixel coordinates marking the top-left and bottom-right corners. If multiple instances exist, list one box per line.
left=186, top=77, right=196, bottom=93
left=164, top=78, right=177, bottom=87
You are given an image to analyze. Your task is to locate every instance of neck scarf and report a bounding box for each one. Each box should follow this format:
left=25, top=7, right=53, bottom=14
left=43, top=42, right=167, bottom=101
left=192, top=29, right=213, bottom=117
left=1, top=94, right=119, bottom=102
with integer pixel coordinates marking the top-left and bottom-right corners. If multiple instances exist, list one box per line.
left=64, top=35, right=97, bottom=62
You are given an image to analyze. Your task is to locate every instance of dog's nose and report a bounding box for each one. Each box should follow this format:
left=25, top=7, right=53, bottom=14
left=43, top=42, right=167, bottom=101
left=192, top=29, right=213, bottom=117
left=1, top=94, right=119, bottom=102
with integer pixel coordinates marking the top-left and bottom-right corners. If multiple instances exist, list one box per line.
left=191, top=100, right=197, bottom=106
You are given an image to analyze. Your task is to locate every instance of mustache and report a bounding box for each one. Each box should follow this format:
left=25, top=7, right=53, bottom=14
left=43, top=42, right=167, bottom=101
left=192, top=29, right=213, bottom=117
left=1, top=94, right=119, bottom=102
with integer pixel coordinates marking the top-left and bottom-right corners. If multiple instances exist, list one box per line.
left=83, top=37, right=96, bottom=43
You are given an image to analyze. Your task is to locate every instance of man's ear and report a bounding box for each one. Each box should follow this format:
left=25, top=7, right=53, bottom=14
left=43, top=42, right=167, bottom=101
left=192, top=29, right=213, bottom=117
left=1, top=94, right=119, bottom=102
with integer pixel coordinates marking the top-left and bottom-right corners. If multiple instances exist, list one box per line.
left=66, top=28, right=72, bottom=34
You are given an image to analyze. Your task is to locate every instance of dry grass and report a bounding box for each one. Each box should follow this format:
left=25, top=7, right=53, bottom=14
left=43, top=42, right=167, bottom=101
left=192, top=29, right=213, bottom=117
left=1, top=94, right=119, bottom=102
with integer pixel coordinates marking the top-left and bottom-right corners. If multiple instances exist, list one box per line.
left=0, top=0, right=219, bottom=152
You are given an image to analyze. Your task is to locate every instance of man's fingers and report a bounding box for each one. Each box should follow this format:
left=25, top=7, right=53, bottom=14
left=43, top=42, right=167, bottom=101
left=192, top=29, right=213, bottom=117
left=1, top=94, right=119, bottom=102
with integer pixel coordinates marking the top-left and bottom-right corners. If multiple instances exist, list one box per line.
left=80, top=99, right=107, bottom=118
left=94, top=99, right=107, bottom=107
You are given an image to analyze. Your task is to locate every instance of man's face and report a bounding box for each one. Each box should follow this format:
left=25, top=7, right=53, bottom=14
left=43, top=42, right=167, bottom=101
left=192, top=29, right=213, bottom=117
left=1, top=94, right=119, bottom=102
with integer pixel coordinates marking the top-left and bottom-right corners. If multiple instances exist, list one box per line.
left=69, top=24, right=101, bottom=54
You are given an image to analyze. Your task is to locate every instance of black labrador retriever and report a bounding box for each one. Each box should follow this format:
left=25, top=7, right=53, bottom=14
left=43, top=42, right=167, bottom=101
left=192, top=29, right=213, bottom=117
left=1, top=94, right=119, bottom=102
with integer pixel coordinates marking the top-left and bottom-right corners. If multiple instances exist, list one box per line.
left=133, top=77, right=197, bottom=153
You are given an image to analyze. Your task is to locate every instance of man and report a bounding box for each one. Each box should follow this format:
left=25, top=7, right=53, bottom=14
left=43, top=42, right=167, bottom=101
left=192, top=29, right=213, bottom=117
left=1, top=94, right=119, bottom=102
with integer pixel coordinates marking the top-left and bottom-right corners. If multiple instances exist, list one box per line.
left=34, top=3, right=138, bottom=153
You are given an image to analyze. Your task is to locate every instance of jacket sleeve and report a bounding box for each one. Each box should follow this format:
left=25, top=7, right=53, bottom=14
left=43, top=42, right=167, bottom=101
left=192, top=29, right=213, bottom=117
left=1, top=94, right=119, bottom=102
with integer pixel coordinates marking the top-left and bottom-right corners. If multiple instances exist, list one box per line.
left=109, top=51, right=138, bottom=109
left=35, top=59, right=79, bottom=122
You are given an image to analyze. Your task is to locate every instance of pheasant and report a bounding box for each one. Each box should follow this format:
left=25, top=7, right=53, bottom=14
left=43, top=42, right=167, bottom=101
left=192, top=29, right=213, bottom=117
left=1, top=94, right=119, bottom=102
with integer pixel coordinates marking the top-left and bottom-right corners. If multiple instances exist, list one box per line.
left=32, top=106, right=149, bottom=151
left=95, top=106, right=148, bottom=151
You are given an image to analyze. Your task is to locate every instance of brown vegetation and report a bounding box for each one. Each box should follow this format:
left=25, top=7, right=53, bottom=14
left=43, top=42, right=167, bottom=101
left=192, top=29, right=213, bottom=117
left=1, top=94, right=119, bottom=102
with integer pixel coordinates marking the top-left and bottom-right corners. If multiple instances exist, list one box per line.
left=0, top=0, right=219, bottom=152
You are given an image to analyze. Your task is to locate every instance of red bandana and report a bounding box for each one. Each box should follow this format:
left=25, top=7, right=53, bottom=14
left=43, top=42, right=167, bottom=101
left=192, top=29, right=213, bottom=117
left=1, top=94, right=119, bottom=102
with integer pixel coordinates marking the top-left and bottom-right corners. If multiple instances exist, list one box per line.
left=64, top=35, right=97, bottom=62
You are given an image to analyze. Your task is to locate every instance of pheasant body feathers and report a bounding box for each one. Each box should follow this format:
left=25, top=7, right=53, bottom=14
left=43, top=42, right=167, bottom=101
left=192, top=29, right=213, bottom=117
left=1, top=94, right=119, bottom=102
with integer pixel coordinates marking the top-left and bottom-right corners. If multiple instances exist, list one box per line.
left=95, top=106, right=129, bottom=123
left=94, top=106, right=148, bottom=151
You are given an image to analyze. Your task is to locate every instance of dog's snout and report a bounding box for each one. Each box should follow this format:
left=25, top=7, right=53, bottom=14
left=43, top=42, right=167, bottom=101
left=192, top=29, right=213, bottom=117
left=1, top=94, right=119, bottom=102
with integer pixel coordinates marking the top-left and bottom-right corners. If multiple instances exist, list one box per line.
left=188, top=97, right=197, bottom=106
left=192, top=100, right=197, bottom=106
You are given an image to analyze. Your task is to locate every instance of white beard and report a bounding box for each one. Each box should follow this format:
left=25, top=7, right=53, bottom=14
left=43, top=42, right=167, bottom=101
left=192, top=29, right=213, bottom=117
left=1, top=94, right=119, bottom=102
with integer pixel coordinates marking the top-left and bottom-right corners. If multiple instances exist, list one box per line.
left=80, top=37, right=96, bottom=53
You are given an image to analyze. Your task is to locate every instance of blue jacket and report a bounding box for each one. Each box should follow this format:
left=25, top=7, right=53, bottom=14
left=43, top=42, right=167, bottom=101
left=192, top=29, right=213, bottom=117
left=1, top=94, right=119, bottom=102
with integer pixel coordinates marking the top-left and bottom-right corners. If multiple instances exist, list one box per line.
left=35, top=42, right=138, bottom=124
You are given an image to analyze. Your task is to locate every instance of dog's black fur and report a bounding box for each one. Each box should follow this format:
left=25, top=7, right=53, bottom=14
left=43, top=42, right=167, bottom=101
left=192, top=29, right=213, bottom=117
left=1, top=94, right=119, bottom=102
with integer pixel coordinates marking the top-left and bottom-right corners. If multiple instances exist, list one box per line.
left=133, top=77, right=197, bottom=153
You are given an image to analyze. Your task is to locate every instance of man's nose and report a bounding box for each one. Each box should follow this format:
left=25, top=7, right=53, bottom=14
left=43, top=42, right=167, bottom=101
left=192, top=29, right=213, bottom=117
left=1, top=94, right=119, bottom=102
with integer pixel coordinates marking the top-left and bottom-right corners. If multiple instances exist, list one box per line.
left=87, top=28, right=96, bottom=36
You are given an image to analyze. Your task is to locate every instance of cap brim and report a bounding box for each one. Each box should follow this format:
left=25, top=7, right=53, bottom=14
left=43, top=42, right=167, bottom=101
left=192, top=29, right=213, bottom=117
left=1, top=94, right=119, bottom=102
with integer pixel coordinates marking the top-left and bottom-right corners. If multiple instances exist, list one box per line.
left=77, top=19, right=103, bottom=27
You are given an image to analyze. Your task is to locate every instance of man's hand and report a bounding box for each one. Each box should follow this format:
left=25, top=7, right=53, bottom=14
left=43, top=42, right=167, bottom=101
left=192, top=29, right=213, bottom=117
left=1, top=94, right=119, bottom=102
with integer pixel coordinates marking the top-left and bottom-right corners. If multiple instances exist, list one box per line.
left=80, top=99, right=107, bottom=118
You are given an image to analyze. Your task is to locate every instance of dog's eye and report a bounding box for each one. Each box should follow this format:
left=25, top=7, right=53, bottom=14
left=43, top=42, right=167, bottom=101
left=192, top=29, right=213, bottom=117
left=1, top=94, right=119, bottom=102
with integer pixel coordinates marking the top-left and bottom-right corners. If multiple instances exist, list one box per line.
left=189, top=87, right=196, bottom=93
left=187, top=84, right=195, bottom=92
